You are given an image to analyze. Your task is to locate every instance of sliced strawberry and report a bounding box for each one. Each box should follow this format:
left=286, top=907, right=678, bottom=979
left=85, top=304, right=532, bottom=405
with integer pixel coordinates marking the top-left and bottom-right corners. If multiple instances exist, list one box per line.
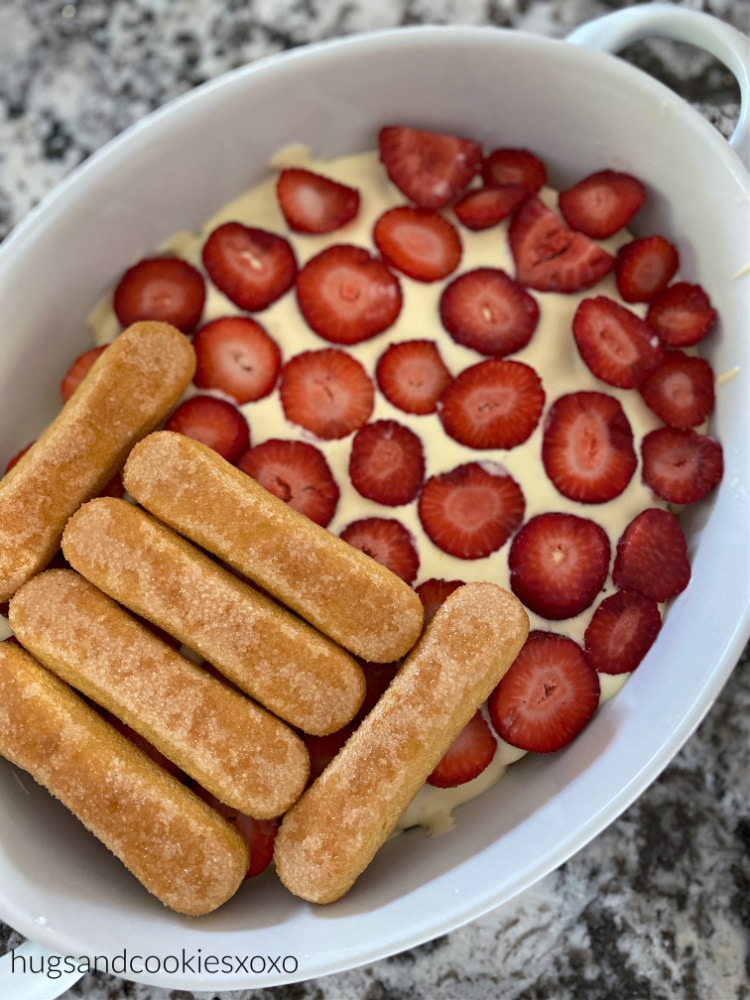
left=439, top=267, right=539, bottom=357
left=373, top=206, right=462, bottom=282
left=438, top=358, right=545, bottom=450
left=508, top=512, right=610, bottom=621
left=542, top=391, right=636, bottom=503
left=583, top=589, right=662, bottom=675
left=164, top=395, right=250, bottom=463
left=113, top=256, right=206, bottom=333
left=276, top=167, right=360, bottom=234
left=61, top=345, right=107, bottom=402
left=339, top=517, right=419, bottom=584
left=375, top=339, right=452, bottom=415
left=279, top=348, right=374, bottom=440
left=193, top=316, right=281, bottom=404
left=427, top=710, right=497, bottom=788
left=201, top=221, right=297, bottom=312
left=418, top=461, right=525, bottom=560
left=641, top=426, right=723, bottom=504
left=378, top=125, right=483, bottom=209
left=558, top=169, right=646, bottom=239
left=612, top=507, right=691, bottom=602
left=453, top=184, right=528, bottom=230
left=572, top=296, right=665, bottom=389
left=645, top=281, right=717, bottom=347
left=415, top=577, right=465, bottom=627
left=348, top=419, right=426, bottom=506
left=236, top=438, right=340, bottom=527
left=615, top=235, right=679, bottom=303
left=194, top=785, right=279, bottom=879
left=638, top=350, right=716, bottom=428
left=509, top=196, right=614, bottom=293
left=302, top=725, right=356, bottom=784
left=481, top=148, right=547, bottom=193
left=488, top=631, right=600, bottom=753
left=295, top=243, right=403, bottom=345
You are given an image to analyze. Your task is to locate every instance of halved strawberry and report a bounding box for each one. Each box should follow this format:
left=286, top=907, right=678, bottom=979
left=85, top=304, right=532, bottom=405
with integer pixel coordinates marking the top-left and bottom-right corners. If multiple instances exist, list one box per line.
left=439, top=267, right=539, bottom=357
left=615, top=235, right=679, bottom=303
left=427, top=710, right=497, bottom=788
left=378, top=125, right=483, bottom=209
left=295, top=244, right=403, bottom=345
left=373, top=206, right=462, bottom=282
left=508, top=512, right=611, bottom=621
left=193, top=316, right=281, bottom=404
left=339, top=517, right=420, bottom=584
left=509, top=196, right=614, bottom=293
left=558, top=169, right=646, bottom=239
left=194, top=785, right=279, bottom=879
left=236, top=438, right=340, bottom=527
left=572, top=296, right=665, bottom=389
left=453, top=184, right=528, bottom=231
left=61, top=345, right=107, bottom=402
left=641, top=426, right=723, bottom=504
left=302, top=725, right=356, bottom=784
left=113, top=256, right=206, bottom=332
left=164, top=395, right=250, bottom=463
left=415, top=577, right=465, bottom=626
left=438, top=358, right=545, bottom=451
left=542, top=391, right=637, bottom=503
left=481, top=148, right=547, bottom=193
left=612, top=507, right=691, bottom=602
left=201, top=221, right=297, bottom=312
left=279, top=348, right=374, bottom=440
left=418, top=461, right=525, bottom=560
left=638, top=350, right=716, bottom=428
left=645, top=281, right=717, bottom=347
left=375, top=339, right=453, bottom=415
left=488, top=631, right=600, bottom=753
left=583, top=589, right=662, bottom=675
left=348, top=419, right=426, bottom=506
left=276, top=167, right=360, bottom=234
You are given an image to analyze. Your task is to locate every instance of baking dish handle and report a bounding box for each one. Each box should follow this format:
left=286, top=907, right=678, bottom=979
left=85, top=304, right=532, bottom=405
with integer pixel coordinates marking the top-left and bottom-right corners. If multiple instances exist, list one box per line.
left=567, top=3, right=750, bottom=170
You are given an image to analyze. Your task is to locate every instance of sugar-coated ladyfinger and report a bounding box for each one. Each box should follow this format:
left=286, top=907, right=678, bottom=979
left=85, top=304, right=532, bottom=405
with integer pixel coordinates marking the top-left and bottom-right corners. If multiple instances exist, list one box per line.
left=9, top=569, right=310, bottom=819
left=62, top=497, right=366, bottom=735
left=0, top=641, right=248, bottom=916
left=123, top=431, right=424, bottom=663
left=0, top=322, right=196, bottom=603
left=273, top=582, right=529, bottom=904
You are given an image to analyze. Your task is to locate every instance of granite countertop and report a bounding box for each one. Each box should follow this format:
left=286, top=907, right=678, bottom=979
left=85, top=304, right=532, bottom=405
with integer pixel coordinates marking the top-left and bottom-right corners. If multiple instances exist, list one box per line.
left=1, top=1, right=748, bottom=998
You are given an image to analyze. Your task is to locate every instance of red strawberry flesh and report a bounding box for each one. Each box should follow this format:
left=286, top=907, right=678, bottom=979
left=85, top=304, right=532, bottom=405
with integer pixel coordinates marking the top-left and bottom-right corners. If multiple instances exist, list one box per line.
left=339, top=516, right=419, bottom=584
left=237, top=438, right=340, bottom=527
left=638, top=350, right=716, bottom=428
left=415, top=578, right=466, bottom=627
left=61, top=345, right=107, bottom=403
left=616, top=235, right=679, bottom=303
left=201, top=221, right=297, bottom=312
left=439, top=267, right=539, bottom=357
left=276, top=167, right=360, bottom=234
left=193, top=316, right=281, bottom=404
left=373, top=206, right=462, bottom=282
left=378, top=125, right=483, bottom=209
left=279, top=348, right=374, bottom=440
left=645, top=282, right=717, bottom=347
left=558, top=169, right=646, bottom=239
left=427, top=710, right=497, bottom=788
left=584, top=589, right=662, bottom=675
left=640, top=427, right=723, bottom=505
left=572, top=296, right=665, bottom=389
left=113, top=256, right=206, bottom=332
left=375, top=339, right=452, bottom=415
left=348, top=419, right=426, bottom=506
left=481, top=148, right=547, bottom=193
left=164, top=395, right=250, bottom=463
left=453, top=184, right=528, bottom=230
left=612, top=507, right=691, bottom=602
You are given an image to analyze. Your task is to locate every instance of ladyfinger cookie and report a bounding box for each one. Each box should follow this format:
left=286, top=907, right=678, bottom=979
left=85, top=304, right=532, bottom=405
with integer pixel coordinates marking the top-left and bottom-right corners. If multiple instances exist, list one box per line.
left=123, top=431, right=424, bottom=663
left=0, top=641, right=248, bottom=916
left=274, top=582, right=529, bottom=904
left=62, top=497, right=366, bottom=735
left=9, top=569, right=310, bottom=818
left=0, top=321, right=195, bottom=603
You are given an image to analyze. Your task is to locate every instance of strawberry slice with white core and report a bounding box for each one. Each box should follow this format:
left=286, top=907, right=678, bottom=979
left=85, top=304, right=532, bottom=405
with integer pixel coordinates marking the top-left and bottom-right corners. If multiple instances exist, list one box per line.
left=415, top=577, right=466, bottom=626
left=113, top=256, right=206, bottom=332
left=481, top=148, right=547, bottom=193
left=236, top=438, right=340, bottom=527
left=615, top=235, right=679, bottom=303
left=439, top=267, right=540, bottom=357
left=427, top=710, right=497, bottom=788
left=508, top=512, right=611, bottom=621
left=164, top=395, right=250, bottom=463
left=348, top=419, right=426, bottom=506
left=375, top=339, right=453, bottom=415
left=418, top=461, right=525, bottom=560
left=193, top=316, right=281, bottom=404
left=640, top=426, right=723, bottom=505
left=373, top=206, right=462, bottom=282
left=509, top=196, right=615, bottom=293
left=612, top=507, right=691, bottom=602
left=378, top=125, right=483, bottom=209
left=279, top=348, right=374, bottom=440
left=572, top=296, right=665, bottom=389
left=645, top=282, right=717, bottom=347
left=339, top=516, right=419, bottom=584
left=438, top=358, right=545, bottom=451
left=276, top=167, right=360, bottom=234
left=195, top=785, right=279, bottom=879
left=542, top=391, right=637, bottom=503
left=584, top=589, right=662, bottom=675
left=61, top=345, right=107, bottom=403
left=558, top=169, right=646, bottom=239
left=201, top=221, right=297, bottom=312
left=638, top=350, right=716, bottom=428
left=295, top=244, right=403, bottom=345
left=488, top=631, right=600, bottom=753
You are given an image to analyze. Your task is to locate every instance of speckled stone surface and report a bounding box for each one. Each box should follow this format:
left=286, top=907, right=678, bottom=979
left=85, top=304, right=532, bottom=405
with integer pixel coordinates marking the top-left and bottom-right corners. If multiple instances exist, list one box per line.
left=1, top=1, right=749, bottom=998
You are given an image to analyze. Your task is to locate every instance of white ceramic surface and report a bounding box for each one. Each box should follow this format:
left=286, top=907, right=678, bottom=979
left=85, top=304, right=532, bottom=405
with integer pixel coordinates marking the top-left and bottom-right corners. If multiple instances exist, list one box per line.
left=0, top=6, right=748, bottom=993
